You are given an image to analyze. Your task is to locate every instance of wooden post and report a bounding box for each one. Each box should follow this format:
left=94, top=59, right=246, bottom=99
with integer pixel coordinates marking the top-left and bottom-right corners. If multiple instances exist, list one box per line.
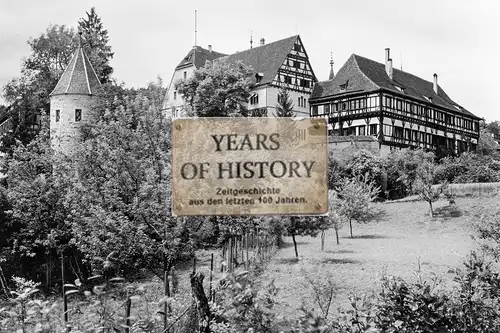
left=209, top=253, right=214, bottom=302
left=125, top=296, right=132, bottom=333
left=164, top=271, right=170, bottom=333
left=190, top=272, right=210, bottom=333
left=61, top=254, right=70, bottom=332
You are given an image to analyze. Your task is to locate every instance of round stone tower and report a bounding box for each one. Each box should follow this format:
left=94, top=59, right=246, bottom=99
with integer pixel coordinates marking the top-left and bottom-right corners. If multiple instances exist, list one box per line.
left=49, top=33, right=102, bottom=155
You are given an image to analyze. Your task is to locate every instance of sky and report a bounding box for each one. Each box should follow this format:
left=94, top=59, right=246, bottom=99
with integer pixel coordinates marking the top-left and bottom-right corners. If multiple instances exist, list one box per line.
left=0, top=0, right=499, bottom=121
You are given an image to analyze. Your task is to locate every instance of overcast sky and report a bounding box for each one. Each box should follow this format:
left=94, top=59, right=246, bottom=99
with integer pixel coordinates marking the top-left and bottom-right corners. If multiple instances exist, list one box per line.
left=1, top=0, right=499, bottom=121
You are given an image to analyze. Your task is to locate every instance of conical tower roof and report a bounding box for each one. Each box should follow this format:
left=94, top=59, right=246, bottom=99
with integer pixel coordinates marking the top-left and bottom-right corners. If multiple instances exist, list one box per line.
left=50, top=37, right=102, bottom=97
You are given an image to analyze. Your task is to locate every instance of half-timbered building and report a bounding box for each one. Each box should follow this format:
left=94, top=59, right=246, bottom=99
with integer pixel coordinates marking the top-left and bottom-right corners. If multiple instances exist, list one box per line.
left=309, top=48, right=481, bottom=156
left=221, top=35, right=317, bottom=117
left=162, top=35, right=317, bottom=118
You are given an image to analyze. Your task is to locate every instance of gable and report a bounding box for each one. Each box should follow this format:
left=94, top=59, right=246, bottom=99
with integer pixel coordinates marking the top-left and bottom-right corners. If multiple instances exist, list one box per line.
left=272, top=36, right=318, bottom=93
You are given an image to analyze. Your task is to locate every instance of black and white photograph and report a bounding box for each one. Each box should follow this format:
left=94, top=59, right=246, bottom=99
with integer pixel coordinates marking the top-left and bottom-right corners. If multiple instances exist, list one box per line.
left=1, top=1, right=500, bottom=332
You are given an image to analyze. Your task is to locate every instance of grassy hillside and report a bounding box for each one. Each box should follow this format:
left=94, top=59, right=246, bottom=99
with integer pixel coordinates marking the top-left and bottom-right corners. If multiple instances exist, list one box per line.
left=255, top=195, right=498, bottom=323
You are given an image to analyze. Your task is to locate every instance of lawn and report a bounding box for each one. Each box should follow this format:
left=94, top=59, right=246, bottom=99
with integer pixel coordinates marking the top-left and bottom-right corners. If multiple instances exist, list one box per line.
left=256, top=195, right=499, bottom=323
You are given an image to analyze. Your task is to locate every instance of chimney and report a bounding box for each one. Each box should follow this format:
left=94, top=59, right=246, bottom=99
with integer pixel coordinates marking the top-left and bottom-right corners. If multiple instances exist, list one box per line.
left=433, top=73, right=438, bottom=94
left=260, top=38, right=265, bottom=46
left=208, top=45, right=212, bottom=53
left=385, top=48, right=393, bottom=80
left=386, top=59, right=393, bottom=80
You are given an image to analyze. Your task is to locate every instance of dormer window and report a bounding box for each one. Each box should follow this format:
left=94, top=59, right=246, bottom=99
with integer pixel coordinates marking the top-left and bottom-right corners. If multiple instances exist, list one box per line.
left=395, top=85, right=405, bottom=93
left=255, top=73, right=264, bottom=83
left=339, top=80, right=349, bottom=91
left=424, top=96, right=433, bottom=103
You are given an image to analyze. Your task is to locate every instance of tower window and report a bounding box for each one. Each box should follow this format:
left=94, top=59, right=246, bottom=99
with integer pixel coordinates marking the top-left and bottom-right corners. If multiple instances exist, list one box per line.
left=183, top=71, right=187, bottom=80
left=56, top=109, right=60, bottom=122
left=75, top=109, right=82, bottom=122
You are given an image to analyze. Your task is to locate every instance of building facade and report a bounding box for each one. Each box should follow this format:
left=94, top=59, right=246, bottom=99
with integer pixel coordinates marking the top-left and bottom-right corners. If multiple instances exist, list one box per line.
left=162, top=35, right=317, bottom=118
left=49, top=38, right=102, bottom=154
left=309, top=48, right=481, bottom=156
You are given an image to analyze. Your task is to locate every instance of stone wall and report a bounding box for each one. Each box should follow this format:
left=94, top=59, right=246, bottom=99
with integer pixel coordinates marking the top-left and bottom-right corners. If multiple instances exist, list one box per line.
left=50, top=94, right=96, bottom=155
left=328, top=135, right=390, bottom=162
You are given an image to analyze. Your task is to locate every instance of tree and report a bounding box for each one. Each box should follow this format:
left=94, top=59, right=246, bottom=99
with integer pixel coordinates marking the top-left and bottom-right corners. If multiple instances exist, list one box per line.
left=476, top=128, right=500, bottom=157
left=384, top=148, right=435, bottom=198
left=327, top=190, right=347, bottom=245
left=1, top=25, right=77, bottom=156
left=486, top=120, right=500, bottom=141
left=66, top=80, right=192, bottom=279
left=2, top=12, right=114, bottom=155
left=336, top=176, right=381, bottom=238
left=3, top=115, right=78, bottom=289
left=78, top=7, right=114, bottom=84
left=175, top=58, right=253, bottom=117
left=282, top=216, right=329, bottom=258
left=413, top=159, right=447, bottom=217
left=274, top=88, right=295, bottom=117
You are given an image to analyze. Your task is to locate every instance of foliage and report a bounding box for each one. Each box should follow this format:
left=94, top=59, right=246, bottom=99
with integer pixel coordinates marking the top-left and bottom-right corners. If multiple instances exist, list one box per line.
left=434, top=152, right=500, bottom=184
left=78, top=7, right=114, bottom=84
left=2, top=9, right=115, bottom=155
left=212, top=270, right=278, bottom=333
left=335, top=176, right=381, bottom=238
left=486, top=120, right=500, bottom=141
left=413, top=159, right=448, bottom=217
left=375, top=274, right=452, bottom=333
left=66, top=80, right=192, bottom=279
left=274, top=88, right=295, bottom=117
left=383, top=148, right=436, bottom=199
left=1, top=24, right=77, bottom=155
left=447, top=251, right=500, bottom=332
left=175, top=58, right=253, bottom=117
left=344, top=150, right=385, bottom=194
left=327, top=190, right=347, bottom=245
left=3, top=116, right=77, bottom=285
left=327, top=150, right=348, bottom=190
left=282, top=216, right=330, bottom=258
left=475, top=209, right=500, bottom=259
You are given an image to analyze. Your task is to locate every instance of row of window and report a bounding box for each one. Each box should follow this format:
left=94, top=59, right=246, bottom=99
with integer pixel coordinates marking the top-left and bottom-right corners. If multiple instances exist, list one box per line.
left=387, top=125, right=470, bottom=148
left=311, top=96, right=380, bottom=115
left=279, top=75, right=310, bottom=88
left=336, top=124, right=378, bottom=136
left=286, top=58, right=307, bottom=70
left=384, top=96, right=478, bottom=131
left=55, top=109, right=81, bottom=122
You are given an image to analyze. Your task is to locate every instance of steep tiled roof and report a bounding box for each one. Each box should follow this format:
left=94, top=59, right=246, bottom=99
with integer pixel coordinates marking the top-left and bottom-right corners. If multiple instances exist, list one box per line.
left=50, top=44, right=102, bottom=96
left=176, top=46, right=227, bottom=70
left=220, top=35, right=300, bottom=86
left=312, top=54, right=479, bottom=119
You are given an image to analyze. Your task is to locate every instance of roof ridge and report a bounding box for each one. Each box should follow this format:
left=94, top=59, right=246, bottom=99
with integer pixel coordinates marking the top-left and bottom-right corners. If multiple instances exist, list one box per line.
left=226, top=35, right=298, bottom=55
left=81, top=48, right=92, bottom=94
left=65, top=48, right=79, bottom=94
left=83, top=49, right=102, bottom=94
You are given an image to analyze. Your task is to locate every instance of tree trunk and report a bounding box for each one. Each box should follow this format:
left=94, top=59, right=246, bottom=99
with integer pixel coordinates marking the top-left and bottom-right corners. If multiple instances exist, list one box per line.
left=190, top=272, right=210, bottom=333
left=429, top=201, right=434, bottom=217
left=292, top=233, right=299, bottom=258
left=321, top=230, right=325, bottom=251
left=349, top=218, right=353, bottom=238
left=335, top=228, right=340, bottom=245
